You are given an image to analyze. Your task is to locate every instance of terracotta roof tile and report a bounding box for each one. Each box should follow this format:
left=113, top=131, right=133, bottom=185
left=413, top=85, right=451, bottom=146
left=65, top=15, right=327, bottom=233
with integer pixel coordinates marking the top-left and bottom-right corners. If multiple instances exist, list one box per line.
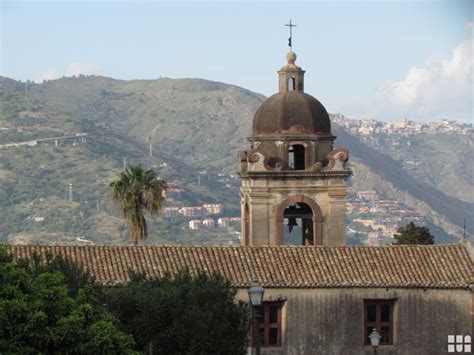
left=7, top=244, right=473, bottom=289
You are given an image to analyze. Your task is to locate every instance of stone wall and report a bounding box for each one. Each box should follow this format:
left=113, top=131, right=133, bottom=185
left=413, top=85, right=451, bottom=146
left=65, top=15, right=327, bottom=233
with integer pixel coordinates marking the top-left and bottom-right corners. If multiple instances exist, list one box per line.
left=236, top=287, right=472, bottom=355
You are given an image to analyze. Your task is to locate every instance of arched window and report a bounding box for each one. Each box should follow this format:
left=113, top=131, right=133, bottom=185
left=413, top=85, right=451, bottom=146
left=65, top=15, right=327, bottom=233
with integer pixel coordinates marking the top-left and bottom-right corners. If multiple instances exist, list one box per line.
left=244, top=203, right=250, bottom=245
left=287, top=77, right=295, bottom=91
left=276, top=196, right=324, bottom=246
left=282, top=203, right=314, bottom=245
left=288, top=144, right=305, bottom=170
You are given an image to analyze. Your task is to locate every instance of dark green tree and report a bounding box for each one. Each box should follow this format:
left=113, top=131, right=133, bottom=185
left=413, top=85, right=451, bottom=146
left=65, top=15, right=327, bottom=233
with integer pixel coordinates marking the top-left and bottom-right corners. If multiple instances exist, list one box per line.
left=110, top=165, right=167, bottom=245
left=393, top=222, right=435, bottom=245
left=105, top=268, right=250, bottom=354
left=0, top=246, right=137, bottom=354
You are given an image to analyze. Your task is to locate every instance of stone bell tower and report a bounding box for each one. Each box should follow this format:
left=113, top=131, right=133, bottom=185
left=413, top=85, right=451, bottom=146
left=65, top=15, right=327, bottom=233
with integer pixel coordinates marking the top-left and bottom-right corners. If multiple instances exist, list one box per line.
left=238, top=51, right=351, bottom=246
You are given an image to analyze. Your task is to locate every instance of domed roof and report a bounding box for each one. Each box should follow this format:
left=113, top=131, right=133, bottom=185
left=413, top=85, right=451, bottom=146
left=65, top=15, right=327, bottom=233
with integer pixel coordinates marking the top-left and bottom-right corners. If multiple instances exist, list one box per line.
left=252, top=91, right=331, bottom=136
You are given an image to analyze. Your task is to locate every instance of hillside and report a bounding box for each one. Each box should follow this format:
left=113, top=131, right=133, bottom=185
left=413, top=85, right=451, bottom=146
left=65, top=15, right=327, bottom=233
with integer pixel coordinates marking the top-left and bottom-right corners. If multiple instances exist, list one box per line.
left=21, top=76, right=263, bottom=173
left=334, top=126, right=473, bottom=238
left=0, top=75, right=472, bottom=244
left=357, top=131, right=474, bottom=203
left=0, top=76, right=262, bottom=244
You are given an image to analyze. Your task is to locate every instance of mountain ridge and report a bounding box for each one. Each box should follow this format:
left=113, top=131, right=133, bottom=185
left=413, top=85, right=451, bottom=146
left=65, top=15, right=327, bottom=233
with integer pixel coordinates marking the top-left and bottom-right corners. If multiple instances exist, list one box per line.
left=0, top=75, right=472, bottom=243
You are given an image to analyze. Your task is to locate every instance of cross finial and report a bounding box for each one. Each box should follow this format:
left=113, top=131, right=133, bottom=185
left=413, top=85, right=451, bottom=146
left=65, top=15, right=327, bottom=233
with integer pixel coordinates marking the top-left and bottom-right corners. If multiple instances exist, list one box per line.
left=285, top=19, right=297, bottom=50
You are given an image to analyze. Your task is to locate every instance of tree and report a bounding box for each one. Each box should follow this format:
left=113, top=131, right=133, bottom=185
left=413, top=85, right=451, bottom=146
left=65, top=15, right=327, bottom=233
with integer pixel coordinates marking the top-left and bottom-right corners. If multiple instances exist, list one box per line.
left=0, top=246, right=137, bottom=354
left=393, top=222, right=435, bottom=245
left=104, top=268, right=250, bottom=354
left=110, top=165, right=167, bottom=245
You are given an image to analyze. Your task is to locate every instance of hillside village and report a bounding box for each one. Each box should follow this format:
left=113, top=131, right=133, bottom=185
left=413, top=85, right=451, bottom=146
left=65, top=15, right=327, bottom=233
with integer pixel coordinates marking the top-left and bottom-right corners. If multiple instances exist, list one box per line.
left=3, top=115, right=471, bottom=146
left=332, top=113, right=473, bottom=136
left=346, top=190, right=426, bottom=246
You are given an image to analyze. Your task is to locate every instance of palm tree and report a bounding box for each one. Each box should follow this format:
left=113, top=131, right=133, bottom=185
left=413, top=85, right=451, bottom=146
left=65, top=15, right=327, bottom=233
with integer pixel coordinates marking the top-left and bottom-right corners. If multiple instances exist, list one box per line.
left=110, top=165, right=167, bottom=245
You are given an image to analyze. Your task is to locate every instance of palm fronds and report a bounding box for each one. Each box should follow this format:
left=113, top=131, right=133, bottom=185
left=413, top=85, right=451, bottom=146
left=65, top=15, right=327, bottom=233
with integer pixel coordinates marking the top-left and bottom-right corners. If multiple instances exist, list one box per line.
left=110, top=165, right=167, bottom=245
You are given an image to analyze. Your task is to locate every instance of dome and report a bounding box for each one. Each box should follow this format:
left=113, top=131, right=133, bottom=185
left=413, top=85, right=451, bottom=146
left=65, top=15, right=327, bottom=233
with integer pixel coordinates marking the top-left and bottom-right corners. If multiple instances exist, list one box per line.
left=252, top=91, right=331, bottom=136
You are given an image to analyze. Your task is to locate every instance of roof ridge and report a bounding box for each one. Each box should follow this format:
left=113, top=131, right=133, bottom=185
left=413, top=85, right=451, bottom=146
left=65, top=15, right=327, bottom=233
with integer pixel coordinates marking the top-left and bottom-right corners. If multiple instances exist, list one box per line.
left=12, top=243, right=467, bottom=249
left=7, top=244, right=471, bottom=290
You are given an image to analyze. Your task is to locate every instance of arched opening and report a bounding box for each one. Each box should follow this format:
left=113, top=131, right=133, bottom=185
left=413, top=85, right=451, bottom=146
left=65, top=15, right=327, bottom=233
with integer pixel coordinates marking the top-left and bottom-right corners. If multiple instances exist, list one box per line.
left=282, top=203, right=314, bottom=245
left=287, top=77, right=295, bottom=91
left=244, top=203, right=250, bottom=245
left=276, top=195, right=323, bottom=246
left=288, top=144, right=305, bottom=170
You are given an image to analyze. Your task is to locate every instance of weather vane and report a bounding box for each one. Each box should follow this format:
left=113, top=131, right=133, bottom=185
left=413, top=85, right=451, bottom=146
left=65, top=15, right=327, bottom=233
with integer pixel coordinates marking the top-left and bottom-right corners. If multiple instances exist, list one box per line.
left=285, top=19, right=297, bottom=50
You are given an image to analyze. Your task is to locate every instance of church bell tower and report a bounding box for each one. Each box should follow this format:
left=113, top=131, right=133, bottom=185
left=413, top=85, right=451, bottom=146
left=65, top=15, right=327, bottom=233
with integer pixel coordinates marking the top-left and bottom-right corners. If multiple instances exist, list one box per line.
left=238, top=50, right=352, bottom=246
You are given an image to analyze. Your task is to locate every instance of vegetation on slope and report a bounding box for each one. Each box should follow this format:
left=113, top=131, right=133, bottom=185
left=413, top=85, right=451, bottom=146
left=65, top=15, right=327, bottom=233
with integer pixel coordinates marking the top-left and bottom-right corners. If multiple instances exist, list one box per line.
left=358, top=131, right=474, bottom=203
left=0, top=75, right=472, bottom=243
left=334, top=126, right=473, bottom=237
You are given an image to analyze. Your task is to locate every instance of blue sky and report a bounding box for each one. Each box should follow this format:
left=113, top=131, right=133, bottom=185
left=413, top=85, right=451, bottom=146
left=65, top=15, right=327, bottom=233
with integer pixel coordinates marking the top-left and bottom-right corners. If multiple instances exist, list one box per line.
left=1, top=0, right=472, bottom=122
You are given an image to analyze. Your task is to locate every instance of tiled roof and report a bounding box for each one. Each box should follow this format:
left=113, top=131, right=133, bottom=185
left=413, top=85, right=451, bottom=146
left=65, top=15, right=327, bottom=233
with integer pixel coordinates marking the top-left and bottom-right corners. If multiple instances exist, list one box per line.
left=7, top=244, right=473, bottom=289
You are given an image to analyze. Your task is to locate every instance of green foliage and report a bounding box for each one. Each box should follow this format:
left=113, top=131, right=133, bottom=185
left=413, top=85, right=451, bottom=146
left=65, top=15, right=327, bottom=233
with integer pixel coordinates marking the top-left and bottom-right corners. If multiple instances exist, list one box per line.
left=393, top=222, right=435, bottom=245
left=17, top=251, right=102, bottom=300
left=110, top=165, right=167, bottom=245
left=0, top=246, right=137, bottom=354
left=104, top=268, right=250, bottom=354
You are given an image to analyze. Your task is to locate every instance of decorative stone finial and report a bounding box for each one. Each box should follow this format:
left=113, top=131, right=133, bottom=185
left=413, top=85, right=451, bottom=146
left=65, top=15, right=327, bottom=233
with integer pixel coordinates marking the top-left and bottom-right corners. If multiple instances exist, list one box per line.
left=286, top=51, right=297, bottom=64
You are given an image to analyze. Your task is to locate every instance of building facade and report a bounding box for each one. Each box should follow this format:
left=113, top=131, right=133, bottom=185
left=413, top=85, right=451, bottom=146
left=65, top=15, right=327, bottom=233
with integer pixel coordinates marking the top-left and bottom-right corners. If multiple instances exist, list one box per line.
left=238, top=51, right=351, bottom=247
left=9, top=243, right=473, bottom=355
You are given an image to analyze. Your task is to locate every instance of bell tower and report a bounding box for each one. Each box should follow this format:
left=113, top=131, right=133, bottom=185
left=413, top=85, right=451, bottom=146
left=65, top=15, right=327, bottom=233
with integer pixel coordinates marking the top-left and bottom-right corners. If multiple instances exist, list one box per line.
left=238, top=51, right=351, bottom=246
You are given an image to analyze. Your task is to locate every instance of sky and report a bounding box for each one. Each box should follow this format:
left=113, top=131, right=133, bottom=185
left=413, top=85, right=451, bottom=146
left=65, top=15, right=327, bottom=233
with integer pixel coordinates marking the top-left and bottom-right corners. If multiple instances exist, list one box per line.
left=1, top=0, right=472, bottom=122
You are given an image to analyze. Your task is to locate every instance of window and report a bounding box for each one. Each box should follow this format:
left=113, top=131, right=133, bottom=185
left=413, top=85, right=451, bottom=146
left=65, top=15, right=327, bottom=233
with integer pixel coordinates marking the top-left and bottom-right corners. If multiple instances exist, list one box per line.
left=244, top=203, right=249, bottom=245
left=288, top=77, right=295, bottom=91
left=288, top=145, right=305, bottom=170
left=364, top=300, right=394, bottom=345
left=283, top=203, right=314, bottom=245
left=253, top=301, right=283, bottom=347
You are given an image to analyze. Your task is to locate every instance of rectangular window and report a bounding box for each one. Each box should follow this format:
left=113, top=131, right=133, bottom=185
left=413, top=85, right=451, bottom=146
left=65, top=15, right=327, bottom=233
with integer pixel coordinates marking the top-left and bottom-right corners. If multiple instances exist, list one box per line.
left=288, top=145, right=305, bottom=170
left=364, top=300, right=394, bottom=345
left=253, top=301, right=283, bottom=347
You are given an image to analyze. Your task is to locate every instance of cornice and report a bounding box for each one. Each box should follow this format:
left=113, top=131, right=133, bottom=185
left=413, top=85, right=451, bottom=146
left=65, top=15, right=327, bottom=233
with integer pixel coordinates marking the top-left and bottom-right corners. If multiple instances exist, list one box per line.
left=239, top=170, right=352, bottom=179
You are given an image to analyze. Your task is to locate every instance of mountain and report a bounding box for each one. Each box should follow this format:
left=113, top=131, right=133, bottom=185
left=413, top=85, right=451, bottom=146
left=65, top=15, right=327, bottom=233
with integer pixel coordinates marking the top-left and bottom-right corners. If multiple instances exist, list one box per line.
left=354, top=130, right=474, bottom=204
left=17, top=76, right=263, bottom=173
left=0, top=75, right=472, bottom=244
left=334, top=126, right=473, bottom=239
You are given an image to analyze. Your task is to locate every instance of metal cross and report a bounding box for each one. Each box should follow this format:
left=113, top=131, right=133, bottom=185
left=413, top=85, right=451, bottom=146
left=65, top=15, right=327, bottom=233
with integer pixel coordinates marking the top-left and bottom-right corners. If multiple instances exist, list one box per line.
left=285, top=19, right=297, bottom=50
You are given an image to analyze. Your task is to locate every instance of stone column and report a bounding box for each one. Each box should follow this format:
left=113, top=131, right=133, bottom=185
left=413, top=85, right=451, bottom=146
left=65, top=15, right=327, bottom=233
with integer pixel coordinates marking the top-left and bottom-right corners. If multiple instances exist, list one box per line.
left=249, top=193, right=271, bottom=245
left=239, top=191, right=248, bottom=246
left=326, top=182, right=347, bottom=246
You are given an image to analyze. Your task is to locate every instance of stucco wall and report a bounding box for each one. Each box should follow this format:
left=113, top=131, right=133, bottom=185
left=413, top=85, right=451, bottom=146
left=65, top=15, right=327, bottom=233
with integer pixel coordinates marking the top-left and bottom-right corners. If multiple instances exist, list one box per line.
left=236, top=287, right=472, bottom=355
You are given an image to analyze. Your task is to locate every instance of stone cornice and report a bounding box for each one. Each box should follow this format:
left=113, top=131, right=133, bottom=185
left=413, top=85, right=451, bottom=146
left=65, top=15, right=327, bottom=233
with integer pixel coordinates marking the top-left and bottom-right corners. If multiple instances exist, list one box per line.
left=239, top=170, right=352, bottom=179
left=247, top=134, right=336, bottom=142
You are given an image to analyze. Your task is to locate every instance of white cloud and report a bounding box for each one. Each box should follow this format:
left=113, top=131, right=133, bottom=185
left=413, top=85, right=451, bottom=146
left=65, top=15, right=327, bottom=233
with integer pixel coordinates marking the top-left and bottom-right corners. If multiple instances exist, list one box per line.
left=65, top=62, right=103, bottom=77
left=37, top=68, right=61, bottom=82
left=372, top=24, right=473, bottom=122
left=37, top=62, right=104, bottom=82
